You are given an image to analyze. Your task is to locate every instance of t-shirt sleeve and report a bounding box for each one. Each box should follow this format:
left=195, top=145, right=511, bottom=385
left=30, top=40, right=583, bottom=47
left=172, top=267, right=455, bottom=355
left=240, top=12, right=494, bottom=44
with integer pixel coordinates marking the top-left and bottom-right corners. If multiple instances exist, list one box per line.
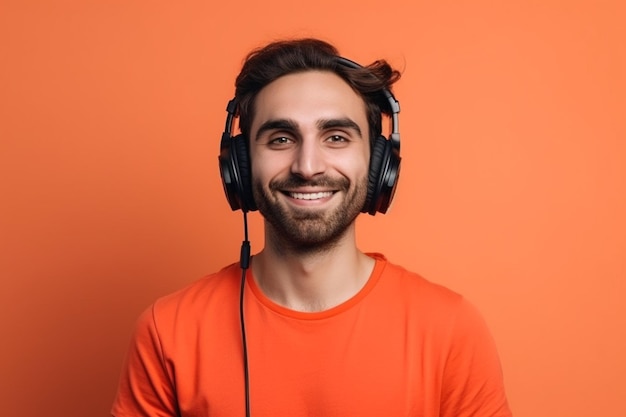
left=111, top=305, right=178, bottom=417
left=440, top=298, right=512, bottom=417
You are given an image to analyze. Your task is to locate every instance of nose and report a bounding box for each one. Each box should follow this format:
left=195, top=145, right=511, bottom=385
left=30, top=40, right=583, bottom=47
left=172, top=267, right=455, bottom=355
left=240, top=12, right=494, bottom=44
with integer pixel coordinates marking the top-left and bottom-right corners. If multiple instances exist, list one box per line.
left=291, top=139, right=326, bottom=179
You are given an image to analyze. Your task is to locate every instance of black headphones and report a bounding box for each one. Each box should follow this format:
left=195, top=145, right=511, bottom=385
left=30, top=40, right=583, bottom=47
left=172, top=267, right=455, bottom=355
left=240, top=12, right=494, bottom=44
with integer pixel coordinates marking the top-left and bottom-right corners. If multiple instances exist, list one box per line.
left=219, top=56, right=401, bottom=215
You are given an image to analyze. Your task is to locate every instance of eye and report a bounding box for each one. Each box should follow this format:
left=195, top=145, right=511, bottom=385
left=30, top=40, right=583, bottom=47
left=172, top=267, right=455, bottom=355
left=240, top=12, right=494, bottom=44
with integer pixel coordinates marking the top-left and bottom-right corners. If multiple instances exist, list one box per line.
left=326, top=134, right=349, bottom=146
left=268, top=136, right=294, bottom=148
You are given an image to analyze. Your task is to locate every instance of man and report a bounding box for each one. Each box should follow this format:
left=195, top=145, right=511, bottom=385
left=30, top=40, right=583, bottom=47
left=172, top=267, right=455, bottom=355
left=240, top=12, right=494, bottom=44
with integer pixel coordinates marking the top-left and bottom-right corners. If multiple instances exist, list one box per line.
left=112, top=38, right=512, bottom=416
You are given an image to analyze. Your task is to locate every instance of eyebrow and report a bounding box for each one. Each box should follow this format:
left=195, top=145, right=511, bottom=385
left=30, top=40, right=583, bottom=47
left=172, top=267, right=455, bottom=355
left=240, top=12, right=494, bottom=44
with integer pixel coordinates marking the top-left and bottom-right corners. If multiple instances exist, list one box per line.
left=317, top=118, right=362, bottom=138
left=254, top=117, right=363, bottom=141
left=254, top=119, right=299, bottom=141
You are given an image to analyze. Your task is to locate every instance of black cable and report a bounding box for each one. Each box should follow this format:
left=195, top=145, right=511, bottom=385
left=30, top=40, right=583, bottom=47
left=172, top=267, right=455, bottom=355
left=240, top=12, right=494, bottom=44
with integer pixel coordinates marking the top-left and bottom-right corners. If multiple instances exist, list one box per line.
left=239, top=211, right=251, bottom=417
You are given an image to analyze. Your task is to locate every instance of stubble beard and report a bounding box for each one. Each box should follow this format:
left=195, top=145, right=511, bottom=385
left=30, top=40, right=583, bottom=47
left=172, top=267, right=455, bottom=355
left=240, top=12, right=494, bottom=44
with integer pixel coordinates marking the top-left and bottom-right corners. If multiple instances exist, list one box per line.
left=253, top=174, right=368, bottom=255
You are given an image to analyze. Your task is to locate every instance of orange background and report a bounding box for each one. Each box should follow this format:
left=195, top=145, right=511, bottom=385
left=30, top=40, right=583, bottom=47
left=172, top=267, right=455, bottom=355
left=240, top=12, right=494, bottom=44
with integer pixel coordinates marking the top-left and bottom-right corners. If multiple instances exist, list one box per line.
left=1, top=1, right=624, bottom=416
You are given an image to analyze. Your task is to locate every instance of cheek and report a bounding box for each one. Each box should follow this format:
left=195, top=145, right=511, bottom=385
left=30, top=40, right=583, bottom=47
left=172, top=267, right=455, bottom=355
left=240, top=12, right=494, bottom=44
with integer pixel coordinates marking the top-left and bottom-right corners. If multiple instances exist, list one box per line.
left=335, top=151, right=370, bottom=179
left=251, top=143, right=298, bottom=168
left=250, top=154, right=287, bottom=185
left=249, top=148, right=267, bottom=181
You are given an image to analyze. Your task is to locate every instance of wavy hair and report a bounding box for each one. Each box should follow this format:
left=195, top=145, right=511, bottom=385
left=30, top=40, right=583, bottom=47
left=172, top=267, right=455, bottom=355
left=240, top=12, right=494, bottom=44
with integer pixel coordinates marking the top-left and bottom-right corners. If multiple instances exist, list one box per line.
left=234, top=38, right=401, bottom=145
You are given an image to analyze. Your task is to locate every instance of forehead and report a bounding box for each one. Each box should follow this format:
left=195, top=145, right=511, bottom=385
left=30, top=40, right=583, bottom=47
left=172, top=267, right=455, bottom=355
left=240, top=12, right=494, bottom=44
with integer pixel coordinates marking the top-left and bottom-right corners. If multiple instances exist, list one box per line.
left=250, top=71, right=368, bottom=133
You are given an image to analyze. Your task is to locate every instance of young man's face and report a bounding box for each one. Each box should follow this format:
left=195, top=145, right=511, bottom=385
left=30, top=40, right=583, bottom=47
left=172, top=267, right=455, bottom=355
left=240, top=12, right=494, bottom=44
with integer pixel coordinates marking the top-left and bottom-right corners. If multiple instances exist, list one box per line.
left=249, top=70, right=370, bottom=251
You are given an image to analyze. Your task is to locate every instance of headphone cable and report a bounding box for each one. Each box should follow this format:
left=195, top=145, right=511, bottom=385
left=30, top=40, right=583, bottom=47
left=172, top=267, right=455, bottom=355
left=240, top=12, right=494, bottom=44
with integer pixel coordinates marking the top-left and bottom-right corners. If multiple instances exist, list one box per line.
left=239, top=211, right=251, bottom=417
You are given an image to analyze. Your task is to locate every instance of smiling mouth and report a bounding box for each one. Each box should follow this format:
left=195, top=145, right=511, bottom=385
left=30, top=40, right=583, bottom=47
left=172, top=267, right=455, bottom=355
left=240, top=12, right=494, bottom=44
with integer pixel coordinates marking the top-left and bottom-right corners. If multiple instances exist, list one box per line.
left=287, top=191, right=334, bottom=200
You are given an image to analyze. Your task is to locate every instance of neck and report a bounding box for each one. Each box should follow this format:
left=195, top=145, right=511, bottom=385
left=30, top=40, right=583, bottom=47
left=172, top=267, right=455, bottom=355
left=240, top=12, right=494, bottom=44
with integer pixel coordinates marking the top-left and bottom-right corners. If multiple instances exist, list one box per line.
left=251, top=223, right=375, bottom=312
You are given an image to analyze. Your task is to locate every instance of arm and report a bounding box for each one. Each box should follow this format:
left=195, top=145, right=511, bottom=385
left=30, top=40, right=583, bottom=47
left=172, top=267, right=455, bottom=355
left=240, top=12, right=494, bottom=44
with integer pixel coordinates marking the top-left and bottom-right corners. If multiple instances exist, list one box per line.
left=440, top=299, right=512, bottom=417
left=111, top=305, right=178, bottom=417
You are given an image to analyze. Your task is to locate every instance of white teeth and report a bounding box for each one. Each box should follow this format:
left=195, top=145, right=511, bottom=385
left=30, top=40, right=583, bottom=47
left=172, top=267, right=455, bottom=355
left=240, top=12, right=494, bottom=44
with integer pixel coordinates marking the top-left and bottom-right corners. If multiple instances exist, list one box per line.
left=289, top=191, right=333, bottom=200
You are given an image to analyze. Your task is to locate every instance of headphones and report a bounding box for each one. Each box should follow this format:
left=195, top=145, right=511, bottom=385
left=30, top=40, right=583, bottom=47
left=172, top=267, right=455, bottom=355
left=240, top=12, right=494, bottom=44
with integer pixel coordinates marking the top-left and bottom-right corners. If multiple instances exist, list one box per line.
left=219, top=56, right=401, bottom=215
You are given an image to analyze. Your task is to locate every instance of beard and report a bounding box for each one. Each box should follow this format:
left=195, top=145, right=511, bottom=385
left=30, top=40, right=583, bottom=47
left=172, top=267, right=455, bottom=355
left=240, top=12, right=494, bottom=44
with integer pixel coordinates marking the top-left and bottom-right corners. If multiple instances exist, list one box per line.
left=252, top=173, right=368, bottom=254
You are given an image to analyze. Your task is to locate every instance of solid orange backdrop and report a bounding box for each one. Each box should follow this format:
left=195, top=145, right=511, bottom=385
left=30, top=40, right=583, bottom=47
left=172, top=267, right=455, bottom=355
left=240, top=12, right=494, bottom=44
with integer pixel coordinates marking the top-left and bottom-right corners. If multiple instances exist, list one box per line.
left=1, top=1, right=624, bottom=417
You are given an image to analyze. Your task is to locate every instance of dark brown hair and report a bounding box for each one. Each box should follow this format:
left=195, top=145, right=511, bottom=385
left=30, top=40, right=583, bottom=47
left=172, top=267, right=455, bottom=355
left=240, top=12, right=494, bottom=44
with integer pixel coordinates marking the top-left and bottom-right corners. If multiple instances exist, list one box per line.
left=234, top=38, right=401, bottom=144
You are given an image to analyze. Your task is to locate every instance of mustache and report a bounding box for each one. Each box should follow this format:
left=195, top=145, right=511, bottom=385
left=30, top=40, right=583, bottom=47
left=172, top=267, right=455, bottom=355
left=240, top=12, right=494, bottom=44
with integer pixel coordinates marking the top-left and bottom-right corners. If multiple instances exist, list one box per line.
left=269, top=175, right=349, bottom=191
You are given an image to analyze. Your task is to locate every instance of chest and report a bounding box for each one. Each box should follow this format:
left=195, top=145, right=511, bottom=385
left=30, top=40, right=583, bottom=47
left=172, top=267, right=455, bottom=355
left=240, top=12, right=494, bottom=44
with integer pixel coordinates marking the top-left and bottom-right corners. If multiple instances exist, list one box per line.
left=173, top=304, right=448, bottom=417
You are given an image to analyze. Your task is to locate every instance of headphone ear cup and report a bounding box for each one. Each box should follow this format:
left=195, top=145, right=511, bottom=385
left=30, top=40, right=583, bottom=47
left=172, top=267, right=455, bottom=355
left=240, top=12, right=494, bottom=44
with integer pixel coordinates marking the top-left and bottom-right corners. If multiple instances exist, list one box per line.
left=232, top=135, right=256, bottom=211
left=364, top=136, right=401, bottom=215
left=364, top=136, right=388, bottom=215
left=219, top=133, right=257, bottom=212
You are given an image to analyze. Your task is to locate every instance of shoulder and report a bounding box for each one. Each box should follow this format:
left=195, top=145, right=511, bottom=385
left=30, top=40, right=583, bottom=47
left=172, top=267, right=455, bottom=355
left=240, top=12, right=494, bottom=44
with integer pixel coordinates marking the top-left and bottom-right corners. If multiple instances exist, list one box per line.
left=159, top=261, right=240, bottom=304
left=135, top=262, right=242, bottom=336
left=371, top=253, right=465, bottom=309
left=368, top=253, right=490, bottom=335
left=371, top=255, right=511, bottom=415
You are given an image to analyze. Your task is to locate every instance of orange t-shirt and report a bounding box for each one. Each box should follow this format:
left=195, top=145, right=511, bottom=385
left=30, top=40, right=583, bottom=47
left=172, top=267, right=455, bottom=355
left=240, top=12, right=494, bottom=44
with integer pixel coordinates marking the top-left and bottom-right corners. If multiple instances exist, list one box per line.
left=112, top=254, right=511, bottom=416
